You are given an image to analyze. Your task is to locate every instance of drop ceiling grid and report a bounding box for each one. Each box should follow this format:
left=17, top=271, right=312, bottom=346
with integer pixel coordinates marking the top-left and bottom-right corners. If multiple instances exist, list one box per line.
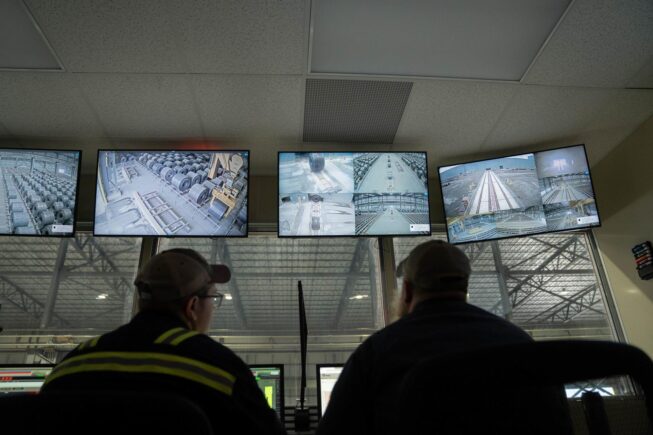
left=393, top=80, right=520, bottom=159
left=522, top=0, right=653, bottom=88
left=75, top=73, right=204, bottom=139
left=480, top=85, right=618, bottom=151
left=0, top=72, right=105, bottom=138
left=188, top=75, right=304, bottom=143
left=25, top=0, right=309, bottom=75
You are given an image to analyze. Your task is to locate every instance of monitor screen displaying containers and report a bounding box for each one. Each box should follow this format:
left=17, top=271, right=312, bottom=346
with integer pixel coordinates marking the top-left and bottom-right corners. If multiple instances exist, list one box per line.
left=439, top=144, right=600, bottom=244
left=0, top=149, right=80, bottom=236
left=278, top=152, right=431, bottom=237
left=94, top=150, right=249, bottom=237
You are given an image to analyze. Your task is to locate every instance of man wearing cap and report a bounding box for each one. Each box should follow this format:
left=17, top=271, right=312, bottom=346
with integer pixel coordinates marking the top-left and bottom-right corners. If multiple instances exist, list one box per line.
left=317, top=240, right=532, bottom=435
left=42, top=248, right=285, bottom=435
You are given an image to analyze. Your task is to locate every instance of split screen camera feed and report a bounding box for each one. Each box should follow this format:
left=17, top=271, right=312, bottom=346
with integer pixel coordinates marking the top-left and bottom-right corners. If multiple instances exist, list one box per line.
left=440, top=145, right=599, bottom=244
left=279, top=152, right=430, bottom=236
left=95, top=150, right=248, bottom=236
left=0, top=149, right=80, bottom=236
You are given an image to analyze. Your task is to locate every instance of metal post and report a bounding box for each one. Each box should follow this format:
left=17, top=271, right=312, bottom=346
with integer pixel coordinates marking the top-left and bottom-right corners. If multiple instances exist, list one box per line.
left=379, top=237, right=398, bottom=325
left=130, top=237, right=159, bottom=318
left=491, top=241, right=513, bottom=321
left=367, top=239, right=381, bottom=329
left=40, top=239, right=69, bottom=329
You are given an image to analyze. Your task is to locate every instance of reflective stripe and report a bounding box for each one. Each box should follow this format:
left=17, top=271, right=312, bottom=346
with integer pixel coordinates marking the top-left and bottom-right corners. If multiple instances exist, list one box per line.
left=169, top=330, right=199, bottom=346
left=154, top=327, right=186, bottom=344
left=45, top=351, right=235, bottom=395
left=154, top=328, right=199, bottom=346
left=78, top=336, right=100, bottom=351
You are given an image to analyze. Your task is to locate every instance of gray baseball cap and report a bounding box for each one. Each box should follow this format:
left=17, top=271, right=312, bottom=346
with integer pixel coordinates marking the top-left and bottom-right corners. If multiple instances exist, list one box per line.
left=396, top=240, right=471, bottom=291
left=134, top=249, right=230, bottom=302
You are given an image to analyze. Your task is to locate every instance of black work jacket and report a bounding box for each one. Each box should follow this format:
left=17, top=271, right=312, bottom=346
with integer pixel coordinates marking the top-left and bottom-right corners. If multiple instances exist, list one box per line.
left=317, top=299, right=533, bottom=435
left=41, top=310, right=285, bottom=435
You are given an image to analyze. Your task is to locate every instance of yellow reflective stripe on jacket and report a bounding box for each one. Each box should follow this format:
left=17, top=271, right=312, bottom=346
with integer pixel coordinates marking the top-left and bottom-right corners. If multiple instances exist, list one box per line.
left=44, top=351, right=236, bottom=395
left=154, top=327, right=186, bottom=344
left=169, top=330, right=199, bottom=346
left=78, top=336, right=101, bottom=351
left=154, top=328, right=199, bottom=346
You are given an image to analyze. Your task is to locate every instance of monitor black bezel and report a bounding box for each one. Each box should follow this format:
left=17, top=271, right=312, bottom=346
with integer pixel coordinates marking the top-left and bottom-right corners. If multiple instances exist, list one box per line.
left=249, top=363, right=285, bottom=421
left=277, top=151, right=432, bottom=238
left=92, top=148, right=251, bottom=238
left=0, top=148, right=82, bottom=238
left=316, top=363, right=345, bottom=419
left=436, top=143, right=602, bottom=245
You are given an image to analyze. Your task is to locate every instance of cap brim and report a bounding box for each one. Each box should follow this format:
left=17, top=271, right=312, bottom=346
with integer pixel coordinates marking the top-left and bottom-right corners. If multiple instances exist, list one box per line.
left=209, top=264, right=231, bottom=284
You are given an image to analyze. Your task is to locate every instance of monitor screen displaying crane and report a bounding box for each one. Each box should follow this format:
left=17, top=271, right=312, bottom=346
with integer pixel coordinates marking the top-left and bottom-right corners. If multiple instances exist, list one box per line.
left=94, top=150, right=249, bottom=237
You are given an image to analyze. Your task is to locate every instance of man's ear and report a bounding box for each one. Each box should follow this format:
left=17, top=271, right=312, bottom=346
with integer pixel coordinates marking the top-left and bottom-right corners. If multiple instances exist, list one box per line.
left=184, top=296, right=199, bottom=321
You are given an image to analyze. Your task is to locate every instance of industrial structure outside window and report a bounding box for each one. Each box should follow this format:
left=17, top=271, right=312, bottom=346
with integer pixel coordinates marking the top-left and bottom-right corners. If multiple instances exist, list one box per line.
left=0, top=230, right=626, bottom=401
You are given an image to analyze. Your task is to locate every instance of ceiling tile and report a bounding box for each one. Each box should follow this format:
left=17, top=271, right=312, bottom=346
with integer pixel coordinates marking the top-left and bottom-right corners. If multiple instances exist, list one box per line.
left=26, top=0, right=307, bottom=74
left=482, top=85, right=614, bottom=150
left=311, top=0, right=570, bottom=80
left=0, top=0, right=61, bottom=69
left=0, top=72, right=105, bottom=137
left=523, top=0, right=653, bottom=87
left=76, top=73, right=203, bottom=139
left=190, top=75, right=304, bottom=143
left=179, top=0, right=307, bottom=75
left=394, top=80, right=519, bottom=160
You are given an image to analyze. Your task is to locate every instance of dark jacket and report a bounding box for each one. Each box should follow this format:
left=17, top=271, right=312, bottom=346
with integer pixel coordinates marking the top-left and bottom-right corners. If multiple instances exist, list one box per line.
left=317, top=299, right=533, bottom=435
left=42, top=310, right=285, bottom=435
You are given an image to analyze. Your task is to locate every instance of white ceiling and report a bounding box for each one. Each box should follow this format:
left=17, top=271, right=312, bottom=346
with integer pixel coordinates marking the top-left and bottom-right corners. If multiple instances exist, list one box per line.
left=0, top=0, right=651, bottom=177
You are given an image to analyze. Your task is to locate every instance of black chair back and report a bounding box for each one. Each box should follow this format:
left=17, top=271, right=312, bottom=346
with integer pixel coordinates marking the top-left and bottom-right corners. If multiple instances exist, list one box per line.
left=0, top=390, right=214, bottom=435
left=397, top=340, right=653, bottom=435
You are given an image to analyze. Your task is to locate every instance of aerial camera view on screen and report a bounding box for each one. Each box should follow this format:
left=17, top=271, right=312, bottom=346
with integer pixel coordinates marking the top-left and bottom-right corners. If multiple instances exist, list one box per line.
left=279, top=152, right=430, bottom=236
left=95, top=150, right=248, bottom=236
left=440, top=145, right=599, bottom=243
left=0, top=150, right=79, bottom=236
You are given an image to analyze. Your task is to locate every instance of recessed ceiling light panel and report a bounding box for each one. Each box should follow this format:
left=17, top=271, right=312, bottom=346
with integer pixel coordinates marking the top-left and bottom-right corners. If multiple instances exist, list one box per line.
left=0, top=0, right=62, bottom=70
left=310, top=0, right=571, bottom=81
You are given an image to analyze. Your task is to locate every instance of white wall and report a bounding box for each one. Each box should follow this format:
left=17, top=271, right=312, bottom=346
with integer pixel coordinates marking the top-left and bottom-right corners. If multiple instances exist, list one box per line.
left=591, top=115, right=653, bottom=357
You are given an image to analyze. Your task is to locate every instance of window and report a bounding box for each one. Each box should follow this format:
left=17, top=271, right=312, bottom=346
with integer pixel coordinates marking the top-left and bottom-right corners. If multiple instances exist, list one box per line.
left=0, top=233, right=141, bottom=364
left=393, top=232, right=618, bottom=341
left=158, top=235, right=384, bottom=406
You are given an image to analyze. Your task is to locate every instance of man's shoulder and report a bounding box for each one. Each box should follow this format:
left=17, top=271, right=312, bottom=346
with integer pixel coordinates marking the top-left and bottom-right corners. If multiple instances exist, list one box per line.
left=179, top=333, right=249, bottom=373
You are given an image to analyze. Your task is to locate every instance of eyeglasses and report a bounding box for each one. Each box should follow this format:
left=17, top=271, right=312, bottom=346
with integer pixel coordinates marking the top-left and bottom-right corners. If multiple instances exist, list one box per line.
left=198, top=292, right=224, bottom=309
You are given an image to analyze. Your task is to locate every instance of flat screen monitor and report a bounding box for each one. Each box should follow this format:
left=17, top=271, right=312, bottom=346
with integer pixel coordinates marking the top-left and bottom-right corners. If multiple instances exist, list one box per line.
left=94, top=150, right=249, bottom=237
left=249, top=365, right=284, bottom=420
left=278, top=152, right=431, bottom=237
left=439, top=144, right=600, bottom=244
left=0, top=149, right=81, bottom=236
left=316, top=364, right=344, bottom=418
left=0, top=365, right=53, bottom=395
